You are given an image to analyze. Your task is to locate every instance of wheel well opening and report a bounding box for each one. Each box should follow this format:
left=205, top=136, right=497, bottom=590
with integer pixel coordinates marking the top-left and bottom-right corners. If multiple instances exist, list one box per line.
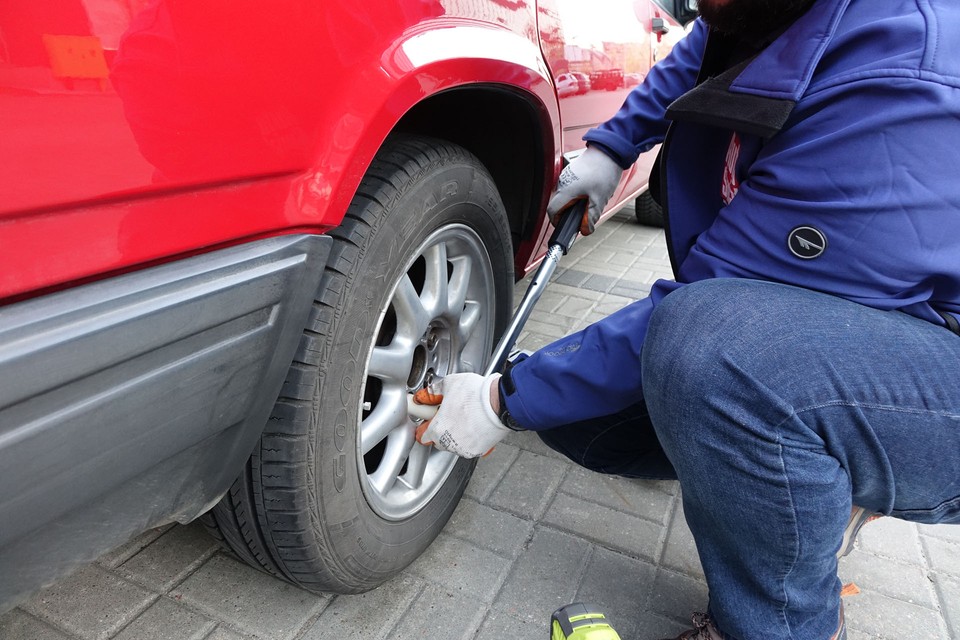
left=394, top=87, right=549, bottom=257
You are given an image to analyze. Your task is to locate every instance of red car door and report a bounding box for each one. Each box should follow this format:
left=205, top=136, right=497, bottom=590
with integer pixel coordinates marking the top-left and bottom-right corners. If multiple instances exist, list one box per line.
left=537, top=0, right=683, bottom=214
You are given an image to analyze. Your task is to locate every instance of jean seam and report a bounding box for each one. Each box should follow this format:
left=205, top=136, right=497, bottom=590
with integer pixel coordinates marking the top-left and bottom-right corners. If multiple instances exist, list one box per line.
left=795, top=399, right=960, bottom=420
left=894, top=493, right=960, bottom=519
left=774, top=407, right=852, bottom=639
left=774, top=429, right=801, bottom=639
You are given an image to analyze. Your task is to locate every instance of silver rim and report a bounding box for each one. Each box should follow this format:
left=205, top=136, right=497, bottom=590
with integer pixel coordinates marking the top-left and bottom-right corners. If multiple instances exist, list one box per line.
left=357, top=223, right=496, bottom=520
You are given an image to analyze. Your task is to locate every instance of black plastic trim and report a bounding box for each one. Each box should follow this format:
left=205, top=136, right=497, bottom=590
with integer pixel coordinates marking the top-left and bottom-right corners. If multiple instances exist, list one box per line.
left=666, top=57, right=796, bottom=139
left=0, top=234, right=330, bottom=612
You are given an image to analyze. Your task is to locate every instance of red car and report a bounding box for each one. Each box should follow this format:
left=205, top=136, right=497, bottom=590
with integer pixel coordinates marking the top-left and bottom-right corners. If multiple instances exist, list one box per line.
left=0, top=0, right=694, bottom=610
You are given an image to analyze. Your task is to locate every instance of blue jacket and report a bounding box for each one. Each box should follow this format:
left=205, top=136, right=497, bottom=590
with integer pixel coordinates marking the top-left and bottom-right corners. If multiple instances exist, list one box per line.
left=504, top=0, right=960, bottom=430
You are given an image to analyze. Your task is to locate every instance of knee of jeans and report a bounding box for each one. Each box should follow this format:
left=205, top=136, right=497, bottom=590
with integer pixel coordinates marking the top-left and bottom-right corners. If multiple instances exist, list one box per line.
left=642, top=279, right=788, bottom=409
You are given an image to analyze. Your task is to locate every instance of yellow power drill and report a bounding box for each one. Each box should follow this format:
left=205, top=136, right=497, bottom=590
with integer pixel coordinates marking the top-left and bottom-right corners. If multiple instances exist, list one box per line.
left=550, top=604, right=622, bottom=640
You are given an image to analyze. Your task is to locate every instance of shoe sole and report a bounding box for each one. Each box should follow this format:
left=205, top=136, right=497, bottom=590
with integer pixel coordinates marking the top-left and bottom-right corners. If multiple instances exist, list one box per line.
left=838, top=506, right=881, bottom=558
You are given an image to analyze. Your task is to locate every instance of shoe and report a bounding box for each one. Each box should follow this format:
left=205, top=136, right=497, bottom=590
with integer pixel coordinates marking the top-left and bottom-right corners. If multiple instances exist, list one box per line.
left=838, top=505, right=882, bottom=558
left=662, top=605, right=845, bottom=640
left=659, top=613, right=723, bottom=640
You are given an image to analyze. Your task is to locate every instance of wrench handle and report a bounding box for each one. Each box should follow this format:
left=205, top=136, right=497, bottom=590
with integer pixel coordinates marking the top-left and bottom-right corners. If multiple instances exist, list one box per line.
left=549, top=198, right=586, bottom=255
left=407, top=394, right=439, bottom=421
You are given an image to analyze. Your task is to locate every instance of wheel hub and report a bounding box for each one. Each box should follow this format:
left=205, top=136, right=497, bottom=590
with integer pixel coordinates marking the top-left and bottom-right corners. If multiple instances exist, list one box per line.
left=407, top=343, right=428, bottom=390
left=408, top=326, right=452, bottom=392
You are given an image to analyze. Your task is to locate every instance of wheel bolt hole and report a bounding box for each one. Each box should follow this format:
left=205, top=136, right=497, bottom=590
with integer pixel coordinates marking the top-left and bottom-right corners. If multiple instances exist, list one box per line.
left=408, top=344, right=428, bottom=389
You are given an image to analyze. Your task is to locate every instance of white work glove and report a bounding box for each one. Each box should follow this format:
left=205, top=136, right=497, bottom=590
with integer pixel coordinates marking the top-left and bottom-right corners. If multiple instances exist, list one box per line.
left=412, top=373, right=510, bottom=459
left=546, top=145, right=624, bottom=235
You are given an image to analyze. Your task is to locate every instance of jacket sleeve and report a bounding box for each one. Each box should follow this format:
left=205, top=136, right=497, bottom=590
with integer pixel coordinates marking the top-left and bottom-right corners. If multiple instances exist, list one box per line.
left=583, top=19, right=708, bottom=169
left=498, top=24, right=709, bottom=430
left=501, top=279, right=684, bottom=430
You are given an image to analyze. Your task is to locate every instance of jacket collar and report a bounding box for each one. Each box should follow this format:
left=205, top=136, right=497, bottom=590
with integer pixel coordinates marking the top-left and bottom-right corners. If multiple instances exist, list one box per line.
left=732, top=0, right=852, bottom=100
left=666, top=0, right=852, bottom=137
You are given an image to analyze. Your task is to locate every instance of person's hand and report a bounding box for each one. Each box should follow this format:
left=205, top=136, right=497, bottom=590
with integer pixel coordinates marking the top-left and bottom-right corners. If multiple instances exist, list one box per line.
left=546, top=145, right=623, bottom=235
left=413, top=373, right=510, bottom=459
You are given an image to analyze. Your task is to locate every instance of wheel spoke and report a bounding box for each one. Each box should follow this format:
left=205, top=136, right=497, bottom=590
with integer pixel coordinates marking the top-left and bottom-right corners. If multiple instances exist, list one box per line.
left=368, top=342, right=414, bottom=382
left=393, top=274, right=431, bottom=338
left=420, top=242, right=449, bottom=317
left=400, top=441, right=431, bottom=490
left=360, top=387, right=407, bottom=455
left=457, top=300, right=482, bottom=345
left=446, top=255, right=472, bottom=317
left=369, top=427, right=415, bottom=495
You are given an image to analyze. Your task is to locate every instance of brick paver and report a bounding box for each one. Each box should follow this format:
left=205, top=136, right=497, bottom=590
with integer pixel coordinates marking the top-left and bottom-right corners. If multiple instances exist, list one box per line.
left=2, top=206, right=957, bottom=640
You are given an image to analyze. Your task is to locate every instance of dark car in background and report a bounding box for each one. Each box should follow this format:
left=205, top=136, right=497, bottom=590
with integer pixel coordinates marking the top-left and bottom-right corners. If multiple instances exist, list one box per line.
left=591, top=68, right=626, bottom=91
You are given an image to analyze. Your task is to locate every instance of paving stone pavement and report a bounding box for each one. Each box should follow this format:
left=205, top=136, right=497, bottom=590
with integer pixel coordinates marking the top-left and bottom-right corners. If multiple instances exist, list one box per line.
left=3, top=205, right=958, bottom=640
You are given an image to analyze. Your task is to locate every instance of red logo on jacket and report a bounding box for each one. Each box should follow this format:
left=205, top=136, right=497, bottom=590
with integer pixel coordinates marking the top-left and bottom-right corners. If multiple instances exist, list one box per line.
left=721, top=132, right=741, bottom=205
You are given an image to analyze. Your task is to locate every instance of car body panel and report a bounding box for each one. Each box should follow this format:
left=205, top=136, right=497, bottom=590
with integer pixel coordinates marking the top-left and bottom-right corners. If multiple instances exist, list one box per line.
left=532, top=0, right=683, bottom=257
left=0, top=0, right=558, bottom=302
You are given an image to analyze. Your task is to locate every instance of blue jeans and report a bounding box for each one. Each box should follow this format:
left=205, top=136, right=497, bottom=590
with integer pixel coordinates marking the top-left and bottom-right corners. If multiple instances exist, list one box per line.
left=538, top=278, right=960, bottom=639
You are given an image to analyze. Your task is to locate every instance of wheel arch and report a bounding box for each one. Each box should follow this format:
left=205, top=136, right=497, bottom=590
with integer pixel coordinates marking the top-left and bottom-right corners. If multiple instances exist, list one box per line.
left=394, top=86, right=553, bottom=268
left=299, top=24, right=562, bottom=274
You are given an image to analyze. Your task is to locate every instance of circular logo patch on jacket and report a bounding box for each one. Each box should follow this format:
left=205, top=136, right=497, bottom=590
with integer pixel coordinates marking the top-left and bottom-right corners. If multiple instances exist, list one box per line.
left=788, top=226, right=827, bottom=259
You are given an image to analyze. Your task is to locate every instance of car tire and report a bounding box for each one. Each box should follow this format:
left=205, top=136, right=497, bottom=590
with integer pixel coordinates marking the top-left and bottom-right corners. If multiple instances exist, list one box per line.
left=202, top=134, right=514, bottom=593
left=634, top=189, right=664, bottom=227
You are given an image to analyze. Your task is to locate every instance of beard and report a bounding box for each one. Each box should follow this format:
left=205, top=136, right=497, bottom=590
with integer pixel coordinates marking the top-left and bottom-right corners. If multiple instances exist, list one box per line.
left=697, top=0, right=816, bottom=38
